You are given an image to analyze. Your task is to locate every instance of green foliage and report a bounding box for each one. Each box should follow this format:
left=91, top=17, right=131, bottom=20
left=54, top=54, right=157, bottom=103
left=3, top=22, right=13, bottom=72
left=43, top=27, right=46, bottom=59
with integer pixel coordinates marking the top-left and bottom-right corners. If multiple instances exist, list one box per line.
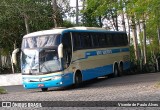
left=0, top=65, right=12, bottom=74
left=62, top=20, right=75, bottom=27
left=0, top=87, right=7, bottom=94
left=82, top=10, right=100, bottom=27
left=81, top=0, right=102, bottom=27
left=0, top=0, right=71, bottom=72
left=130, top=45, right=135, bottom=62
left=0, top=0, right=54, bottom=55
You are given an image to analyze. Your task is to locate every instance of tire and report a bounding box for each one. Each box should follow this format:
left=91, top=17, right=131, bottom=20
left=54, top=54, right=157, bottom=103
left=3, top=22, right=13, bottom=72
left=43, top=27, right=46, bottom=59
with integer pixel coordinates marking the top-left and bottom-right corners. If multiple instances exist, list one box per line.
left=108, top=64, right=119, bottom=78
left=114, top=64, right=119, bottom=77
left=119, top=64, right=123, bottom=76
left=41, top=88, right=48, bottom=92
left=74, top=73, right=82, bottom=87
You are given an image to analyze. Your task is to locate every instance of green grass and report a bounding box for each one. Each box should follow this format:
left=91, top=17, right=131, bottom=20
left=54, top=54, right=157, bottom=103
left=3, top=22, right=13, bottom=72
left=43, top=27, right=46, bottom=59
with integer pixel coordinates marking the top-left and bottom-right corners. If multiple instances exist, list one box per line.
left=0, top=87, right=7, bottom=94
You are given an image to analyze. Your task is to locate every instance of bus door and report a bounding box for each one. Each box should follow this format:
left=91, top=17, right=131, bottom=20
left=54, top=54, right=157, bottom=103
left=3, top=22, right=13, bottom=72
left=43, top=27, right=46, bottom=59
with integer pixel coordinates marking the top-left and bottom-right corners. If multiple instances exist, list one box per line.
left=62, top=32, right=72, bottom=69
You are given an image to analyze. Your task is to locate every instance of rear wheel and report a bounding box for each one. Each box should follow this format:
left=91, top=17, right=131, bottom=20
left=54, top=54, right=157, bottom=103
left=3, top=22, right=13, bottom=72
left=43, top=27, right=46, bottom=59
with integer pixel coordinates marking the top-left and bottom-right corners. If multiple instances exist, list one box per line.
left=114, top=65, right=119, bottom=77
left=41, top=88, right=48, bottom=92
left=119, top=64, right=123, bottom=76
left=108, top=64, right=119, bottom=78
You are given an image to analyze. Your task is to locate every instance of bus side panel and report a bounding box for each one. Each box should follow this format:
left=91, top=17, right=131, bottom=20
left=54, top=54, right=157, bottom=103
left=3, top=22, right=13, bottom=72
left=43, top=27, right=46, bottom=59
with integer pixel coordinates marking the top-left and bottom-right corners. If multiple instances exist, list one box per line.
left=62, top=72, right=74, bottom=86
left=82, top=64, right=113, bottom=81
left=71, top=47, right=130, bottom=81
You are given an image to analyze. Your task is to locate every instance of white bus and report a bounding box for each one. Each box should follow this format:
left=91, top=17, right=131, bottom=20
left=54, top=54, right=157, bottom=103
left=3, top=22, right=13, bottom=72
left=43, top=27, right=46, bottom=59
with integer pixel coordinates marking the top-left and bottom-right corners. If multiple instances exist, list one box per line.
left=13, top=27, right=130, bottom=91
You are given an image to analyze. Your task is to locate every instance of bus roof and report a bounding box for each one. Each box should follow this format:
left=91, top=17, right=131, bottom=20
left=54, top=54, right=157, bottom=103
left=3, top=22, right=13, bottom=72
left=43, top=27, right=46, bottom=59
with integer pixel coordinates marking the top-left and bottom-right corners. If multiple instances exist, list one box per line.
left=23, top=29, right=65, bottom=38
left=68, top=27, right=107, bottom=30
left=23, top=27, right=125, bottom=38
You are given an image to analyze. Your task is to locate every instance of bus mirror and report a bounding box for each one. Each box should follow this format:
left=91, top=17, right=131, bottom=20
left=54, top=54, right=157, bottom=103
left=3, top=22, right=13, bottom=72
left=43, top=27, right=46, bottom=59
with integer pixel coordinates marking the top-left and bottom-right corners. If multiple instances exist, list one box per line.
left=58, top=43, right=63, bottom=58
left=12, top=48, right=20, bottom=66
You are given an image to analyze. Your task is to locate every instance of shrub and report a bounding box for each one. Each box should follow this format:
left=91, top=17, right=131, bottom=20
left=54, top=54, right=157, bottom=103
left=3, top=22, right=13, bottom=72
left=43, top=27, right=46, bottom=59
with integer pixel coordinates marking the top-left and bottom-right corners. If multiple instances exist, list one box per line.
left=0, top=87, right=7, bottom=94
left=0, top=65, right=12, bottom=74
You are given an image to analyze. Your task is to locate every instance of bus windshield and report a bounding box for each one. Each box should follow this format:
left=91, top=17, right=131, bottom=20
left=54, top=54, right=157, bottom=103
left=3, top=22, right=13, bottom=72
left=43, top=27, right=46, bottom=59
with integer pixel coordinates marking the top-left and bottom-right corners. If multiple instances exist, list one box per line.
left=21, top=34, right=62, bottom=75
left=21, top=48, right=61, bottom=74
left=22, top=34, right=60, bottom=48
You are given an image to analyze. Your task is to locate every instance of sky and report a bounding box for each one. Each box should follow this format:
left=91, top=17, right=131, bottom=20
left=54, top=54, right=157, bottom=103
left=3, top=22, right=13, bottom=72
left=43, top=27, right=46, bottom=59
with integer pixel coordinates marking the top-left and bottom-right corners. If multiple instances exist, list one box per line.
left=65, top=0, right=83, bottom=23
left=70, top=0, right=82, bottom=7
left=70, top=0, right=76, bottom=7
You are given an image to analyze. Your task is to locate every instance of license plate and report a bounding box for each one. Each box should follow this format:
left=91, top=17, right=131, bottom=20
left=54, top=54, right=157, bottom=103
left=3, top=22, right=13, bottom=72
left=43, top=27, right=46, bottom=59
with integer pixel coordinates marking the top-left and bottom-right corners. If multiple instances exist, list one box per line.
left=38, top=84, right=44, bottom=87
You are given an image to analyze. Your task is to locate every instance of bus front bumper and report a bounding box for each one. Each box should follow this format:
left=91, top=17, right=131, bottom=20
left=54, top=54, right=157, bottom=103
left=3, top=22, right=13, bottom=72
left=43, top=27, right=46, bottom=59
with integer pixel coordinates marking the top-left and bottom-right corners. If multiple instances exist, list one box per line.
left=22, top=73, right=73, bottom=89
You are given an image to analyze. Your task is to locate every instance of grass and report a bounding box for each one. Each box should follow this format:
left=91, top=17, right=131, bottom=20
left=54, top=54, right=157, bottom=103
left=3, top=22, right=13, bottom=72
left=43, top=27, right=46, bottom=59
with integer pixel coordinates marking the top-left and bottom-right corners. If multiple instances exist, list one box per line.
left=0, top=87, right=7, bottom=94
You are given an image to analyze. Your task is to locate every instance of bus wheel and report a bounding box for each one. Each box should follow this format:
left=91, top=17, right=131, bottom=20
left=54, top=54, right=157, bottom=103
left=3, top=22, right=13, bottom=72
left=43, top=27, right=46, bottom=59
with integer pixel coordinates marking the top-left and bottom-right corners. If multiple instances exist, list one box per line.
left=74, top=72, right=82, bottom=87
left=108, top=65, right=119, bottom=78
left=41, top=88, right=48, bottom=92
left=114, top=65, right=119, bottom=77
left=119, top=64, right=123, bottom=76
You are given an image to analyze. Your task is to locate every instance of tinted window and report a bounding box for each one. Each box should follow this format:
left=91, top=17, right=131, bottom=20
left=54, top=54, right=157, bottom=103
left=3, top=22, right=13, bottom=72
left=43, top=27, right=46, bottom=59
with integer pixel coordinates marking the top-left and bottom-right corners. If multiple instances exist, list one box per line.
left=72, top=32, right=128, bottom=50
left=119, top=34, right=125, bottom=46
left=112, top=34, right=119, bottom=46
left=123, top=34, right=128, bottom=45
left=114, top=33, right=128, bottom=46
left=92, top=33, right=99, bottom=47
left=106, top=34, right=113, bottom=46
left=62, top=33, right=71, bottom=48
left=72, top=33, right=81, bottom=50
left=80, top=33, right=92, bottom=48
left=62, top=32, right=72, bottom=68
left=98, top=33, right=106, bottom=47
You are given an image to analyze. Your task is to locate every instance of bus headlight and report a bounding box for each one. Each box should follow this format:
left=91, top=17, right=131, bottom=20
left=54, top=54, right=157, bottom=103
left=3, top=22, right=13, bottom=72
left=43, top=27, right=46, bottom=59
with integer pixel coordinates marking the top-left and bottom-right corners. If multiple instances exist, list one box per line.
left=52, top=75, right=62, bottom=80
left=23, top=78, right=30, bottom=82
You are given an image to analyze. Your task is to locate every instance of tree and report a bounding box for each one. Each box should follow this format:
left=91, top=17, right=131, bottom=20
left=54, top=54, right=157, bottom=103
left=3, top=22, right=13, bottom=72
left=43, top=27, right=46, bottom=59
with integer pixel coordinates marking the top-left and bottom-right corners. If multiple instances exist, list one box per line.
left=52, top=0, right=70, bottom=27
left=82, top=0, right=160, bottom=72
left=0, top=0, right=53, bottom=70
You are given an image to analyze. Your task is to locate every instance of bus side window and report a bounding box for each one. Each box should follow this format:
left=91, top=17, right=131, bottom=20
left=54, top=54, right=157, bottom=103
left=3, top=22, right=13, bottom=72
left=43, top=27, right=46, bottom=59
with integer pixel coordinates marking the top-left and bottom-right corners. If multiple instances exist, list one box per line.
left=112, top=34, right=118, bottom=46
left=92, top=33, right=99, bottom=47
left=62, top=33, right=72, bottom=68
left=118, top=34, right=128, bottom=46
left=107, top=34, right=114, bottom=46
left=80, top=33, right=92, bottom=49
left=118, top=34, right=122, bottom=46
left=73, top=33, right=81, bottom=50
left=99, top=33, right=106, bottom=47
left=123, top=34, right=128, bottom=45
left=106, top=34, right=111, bottom=47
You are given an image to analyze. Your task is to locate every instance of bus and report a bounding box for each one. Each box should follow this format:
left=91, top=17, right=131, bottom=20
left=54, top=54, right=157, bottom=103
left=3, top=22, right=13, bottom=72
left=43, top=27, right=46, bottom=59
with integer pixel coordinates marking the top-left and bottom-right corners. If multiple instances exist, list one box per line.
left=13, top=27, right=130, bottom=91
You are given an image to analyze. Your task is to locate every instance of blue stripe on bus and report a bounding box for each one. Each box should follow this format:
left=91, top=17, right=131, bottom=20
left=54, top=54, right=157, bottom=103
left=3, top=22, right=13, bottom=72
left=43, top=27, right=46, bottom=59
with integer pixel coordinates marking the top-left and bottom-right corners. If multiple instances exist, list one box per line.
left=72, top=47, right=129, bottom=63
left=112, top=49, right=120, bottom=53
left=121, top=48, right=129, bottom=52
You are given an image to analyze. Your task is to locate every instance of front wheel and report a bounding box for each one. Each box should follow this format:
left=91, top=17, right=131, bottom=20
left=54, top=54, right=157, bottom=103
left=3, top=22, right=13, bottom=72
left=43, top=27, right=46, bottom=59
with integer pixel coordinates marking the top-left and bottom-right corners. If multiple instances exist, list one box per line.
left=74, top=73, right=82, bottom=87
left=41, top=88, right=48, bottom=92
